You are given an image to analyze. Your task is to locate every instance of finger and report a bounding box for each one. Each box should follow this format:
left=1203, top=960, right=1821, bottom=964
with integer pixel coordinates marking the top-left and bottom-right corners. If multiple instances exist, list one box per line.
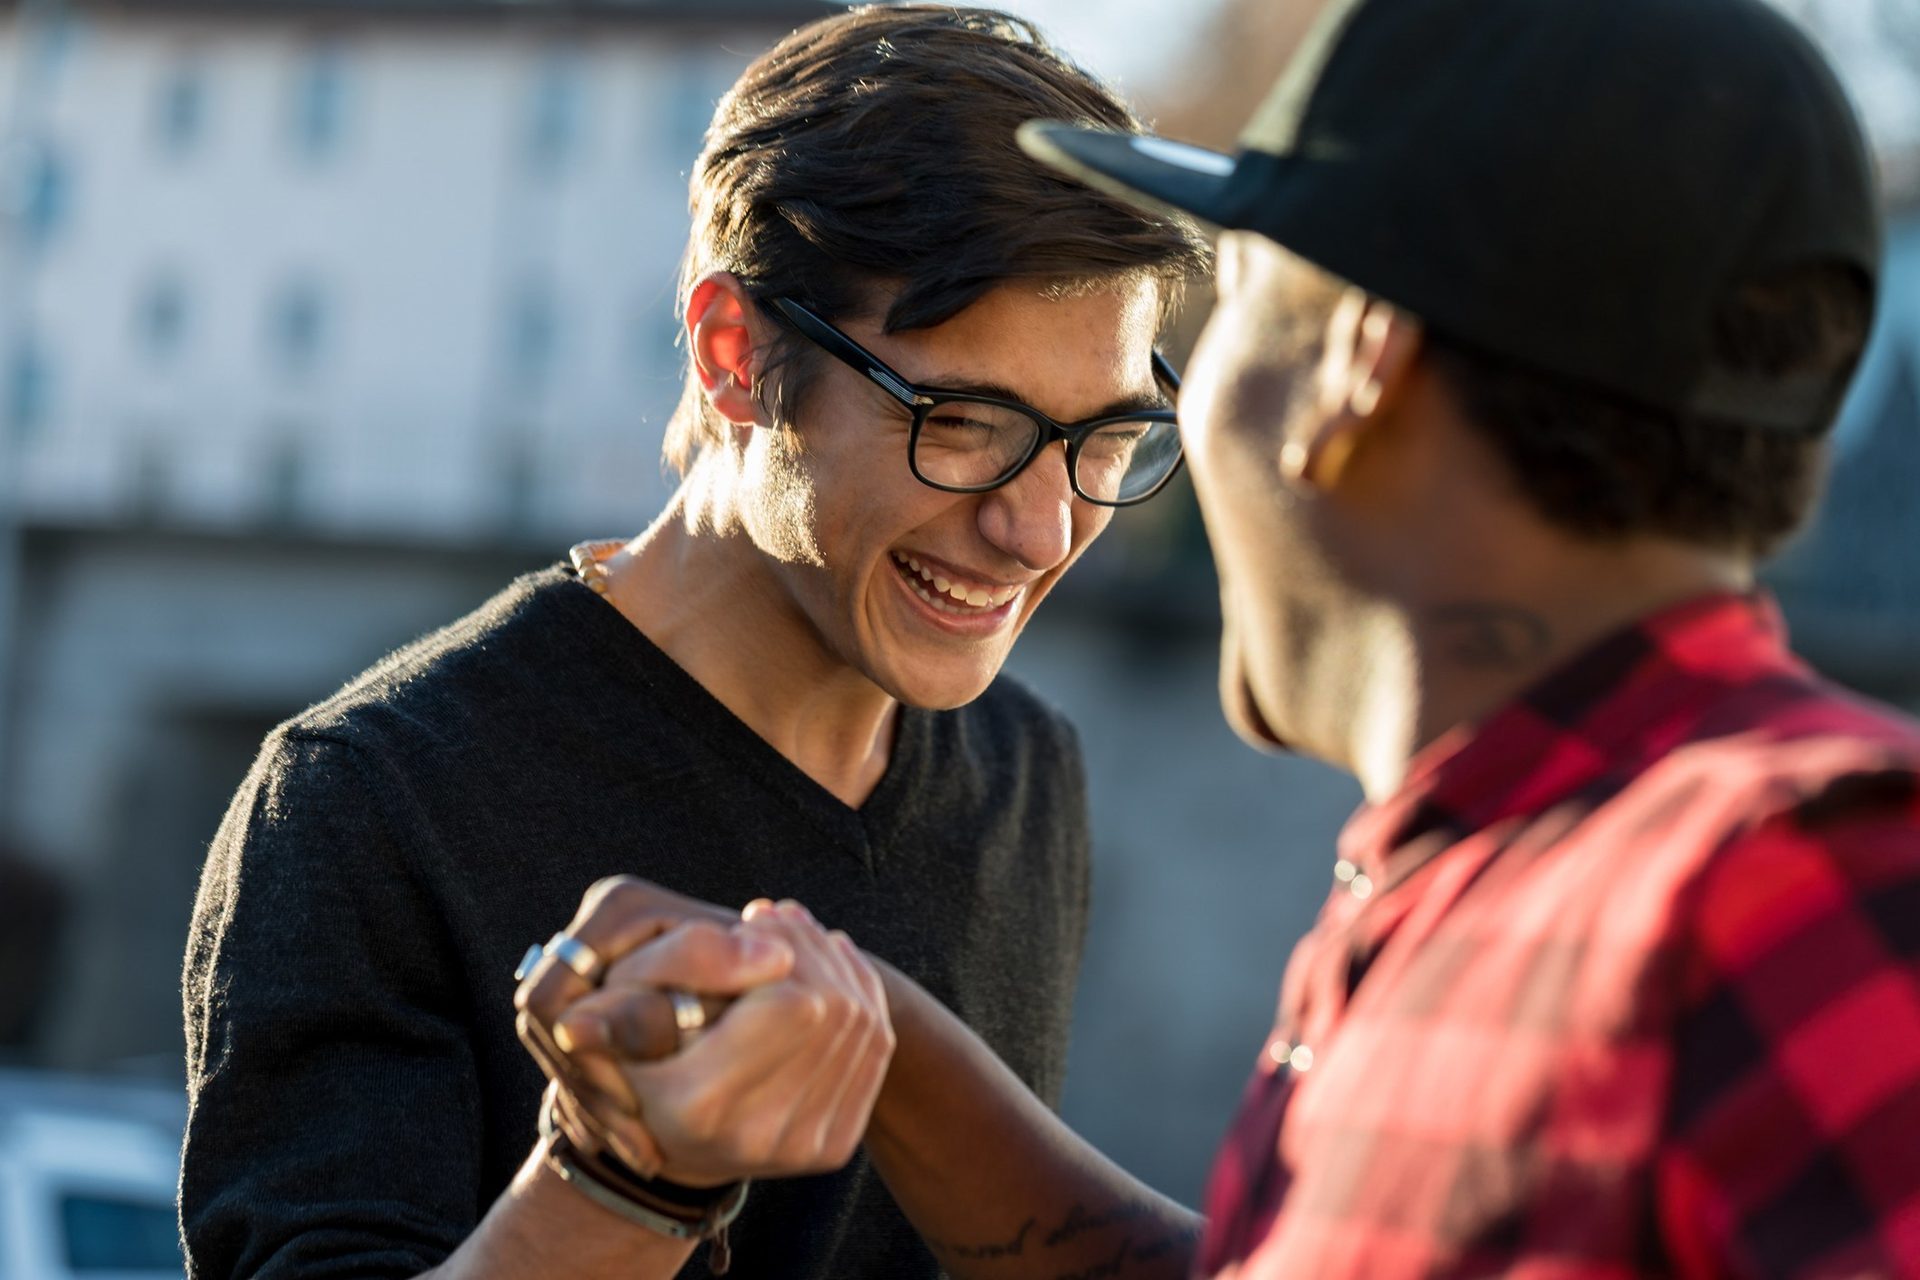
left=619, top=978, right=836, bottom=1169
left=526, top=1008, right=646, bottom=1121
left=557, top=987, right=730, bottom=1061
left=735, top=913, right=870, bottom=1159
left=609, top=910, right=867, bottom=1179
left=774, top=924, right=893, bottom=1164
left=518, top=877, right=737, bottom=1032
left=601, top=919, right=794, bottom=996
left=765, top=903, right=862, bottom=1003
left=553, top=919, right=787, bottom=1057
left=835, top=932, right=889, bottom=1016
left=517, top=911, right=676, bottom=1035
left=554, top=1076, right=665, bottom=1177
left=815, top=1019, right=893, bottom=1161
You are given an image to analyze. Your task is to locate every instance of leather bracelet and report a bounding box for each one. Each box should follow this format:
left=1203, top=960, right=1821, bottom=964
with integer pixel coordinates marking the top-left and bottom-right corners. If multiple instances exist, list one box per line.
left=579, top=1140, right=745, bottom=1213
left=538, top=1100, right=749, bottom=1273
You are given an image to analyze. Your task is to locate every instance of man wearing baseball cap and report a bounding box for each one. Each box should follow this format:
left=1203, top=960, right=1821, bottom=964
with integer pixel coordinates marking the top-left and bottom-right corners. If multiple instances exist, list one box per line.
left=1012, top=0, right=1920, bottom=1271
left=525, top=0, right=1920, bottom=1274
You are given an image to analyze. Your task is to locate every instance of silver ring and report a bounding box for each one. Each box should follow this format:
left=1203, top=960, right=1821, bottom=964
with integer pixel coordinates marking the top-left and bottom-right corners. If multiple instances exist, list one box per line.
left=545, top=932, right=608, bottom=986
left=668, top=989, right=707, bottom=1048
left=513, top=944, right=545, bottom=983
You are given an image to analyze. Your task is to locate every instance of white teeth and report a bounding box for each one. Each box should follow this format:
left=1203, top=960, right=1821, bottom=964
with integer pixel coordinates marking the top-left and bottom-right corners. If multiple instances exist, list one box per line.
left=891, top=552, right=1023, bottom=617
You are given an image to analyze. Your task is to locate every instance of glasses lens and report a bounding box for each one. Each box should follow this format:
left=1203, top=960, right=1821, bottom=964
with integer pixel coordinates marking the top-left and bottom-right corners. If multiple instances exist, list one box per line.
left=1075, top=418, right=1182, bottom=504
left=912, top=399, right=1045, bottom=490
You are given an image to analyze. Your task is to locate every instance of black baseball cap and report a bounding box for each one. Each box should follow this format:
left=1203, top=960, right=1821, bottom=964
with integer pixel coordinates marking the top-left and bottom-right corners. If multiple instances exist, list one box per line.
left=1019, top=0, right=1882, bottom=434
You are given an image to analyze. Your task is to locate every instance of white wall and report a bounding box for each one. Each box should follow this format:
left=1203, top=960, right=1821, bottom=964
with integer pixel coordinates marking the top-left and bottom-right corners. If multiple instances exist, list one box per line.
left=2, top=10, right=754, bottom=541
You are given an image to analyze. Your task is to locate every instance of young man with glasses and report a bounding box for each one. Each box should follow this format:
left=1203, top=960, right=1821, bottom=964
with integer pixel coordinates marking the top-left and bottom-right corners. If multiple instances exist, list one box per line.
left=179, top=8, right=1205, bottom=1280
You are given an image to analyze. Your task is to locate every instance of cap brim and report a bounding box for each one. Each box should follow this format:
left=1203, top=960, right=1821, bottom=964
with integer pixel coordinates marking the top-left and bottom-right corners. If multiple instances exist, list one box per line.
left=1017, top=120, right=1239, bottom=230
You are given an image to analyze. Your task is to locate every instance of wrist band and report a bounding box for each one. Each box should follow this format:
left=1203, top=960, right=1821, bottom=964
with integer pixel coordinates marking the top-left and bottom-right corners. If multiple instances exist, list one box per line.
left=539, top=1099, right=749, bottom=1273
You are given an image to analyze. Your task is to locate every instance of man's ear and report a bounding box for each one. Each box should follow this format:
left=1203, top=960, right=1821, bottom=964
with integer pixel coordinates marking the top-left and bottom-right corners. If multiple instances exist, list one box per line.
left=1282, top=288, right=1423, bottom=491
left=686, top=272, right=764, bottom=427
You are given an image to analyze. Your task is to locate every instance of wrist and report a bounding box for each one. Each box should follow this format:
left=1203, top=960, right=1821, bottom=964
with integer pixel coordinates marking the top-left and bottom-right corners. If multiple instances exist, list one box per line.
left=538, top=1094, right=750, bottom=1273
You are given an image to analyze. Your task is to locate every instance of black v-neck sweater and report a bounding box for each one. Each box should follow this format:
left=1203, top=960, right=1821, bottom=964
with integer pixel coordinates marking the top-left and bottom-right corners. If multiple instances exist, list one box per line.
left=181, top=566, right=1090, bottom=1280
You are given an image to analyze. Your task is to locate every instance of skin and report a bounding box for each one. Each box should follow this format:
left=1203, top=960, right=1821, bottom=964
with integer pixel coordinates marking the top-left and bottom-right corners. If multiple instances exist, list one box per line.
left=1183, top=232, right=1751, bottom=798
left=599, top=272, right=1164, bottom=806
left=425, top=886, right=886, bottom=1280
left=529, top=229, right=1768, bottom=1280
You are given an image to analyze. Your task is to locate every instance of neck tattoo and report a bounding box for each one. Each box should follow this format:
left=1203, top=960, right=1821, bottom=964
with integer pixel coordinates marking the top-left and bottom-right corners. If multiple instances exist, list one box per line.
left=1426, top=602, right=1554, bottom=670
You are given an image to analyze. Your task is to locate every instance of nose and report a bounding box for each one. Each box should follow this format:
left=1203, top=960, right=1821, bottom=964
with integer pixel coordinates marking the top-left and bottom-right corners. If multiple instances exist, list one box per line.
left=977, top=440, right=1075, bottom=573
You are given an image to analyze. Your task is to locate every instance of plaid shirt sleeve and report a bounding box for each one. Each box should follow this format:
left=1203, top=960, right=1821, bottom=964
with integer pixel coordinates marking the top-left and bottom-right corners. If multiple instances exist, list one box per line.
left=1658, top=769, right=1920, bottom=1278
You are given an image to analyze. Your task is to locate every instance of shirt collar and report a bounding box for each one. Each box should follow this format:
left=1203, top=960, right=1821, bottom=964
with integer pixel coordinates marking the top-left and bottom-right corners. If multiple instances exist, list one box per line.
left=1337, top=591, right=1799, bottom=884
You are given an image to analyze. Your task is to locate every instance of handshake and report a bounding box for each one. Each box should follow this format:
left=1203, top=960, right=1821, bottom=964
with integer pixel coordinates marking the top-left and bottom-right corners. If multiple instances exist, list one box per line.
left=509, top=877, right=897, bottom=1259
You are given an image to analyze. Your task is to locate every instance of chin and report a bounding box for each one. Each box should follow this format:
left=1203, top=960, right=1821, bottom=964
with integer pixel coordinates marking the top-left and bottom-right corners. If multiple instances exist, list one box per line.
left=876, top=656, right=1001, bottom=712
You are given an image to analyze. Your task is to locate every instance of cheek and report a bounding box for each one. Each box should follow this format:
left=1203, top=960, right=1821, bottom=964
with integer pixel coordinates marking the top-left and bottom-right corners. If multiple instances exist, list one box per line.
left=742, top=431, right=829, bottom=569
left=1069, top=503, right=1115, bottom=557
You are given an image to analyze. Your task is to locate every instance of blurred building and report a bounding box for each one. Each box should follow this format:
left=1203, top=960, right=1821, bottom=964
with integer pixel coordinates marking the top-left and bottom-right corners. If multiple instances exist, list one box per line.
left=0, top=0, right=819, bottom=1071
left=1, top=0, right=1918, bottom=1211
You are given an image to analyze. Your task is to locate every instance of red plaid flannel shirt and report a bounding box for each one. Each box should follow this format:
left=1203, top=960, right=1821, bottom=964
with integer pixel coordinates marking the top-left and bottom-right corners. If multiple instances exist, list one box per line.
left=1199, top=593, right=1920, bottom=1278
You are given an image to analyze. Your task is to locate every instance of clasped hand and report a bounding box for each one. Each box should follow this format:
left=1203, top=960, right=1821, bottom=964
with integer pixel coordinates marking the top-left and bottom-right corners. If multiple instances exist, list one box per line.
left=514, top=877, right=895, bottom=1190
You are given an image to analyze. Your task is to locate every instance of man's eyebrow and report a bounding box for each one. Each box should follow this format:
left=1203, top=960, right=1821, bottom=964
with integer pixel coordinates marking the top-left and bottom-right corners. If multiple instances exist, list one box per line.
left=913, top=373, right=1173, bottom=421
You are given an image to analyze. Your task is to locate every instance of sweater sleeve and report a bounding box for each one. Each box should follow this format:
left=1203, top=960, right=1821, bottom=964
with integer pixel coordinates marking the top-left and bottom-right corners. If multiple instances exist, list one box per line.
left=181, top=731, right=485, bottom=1280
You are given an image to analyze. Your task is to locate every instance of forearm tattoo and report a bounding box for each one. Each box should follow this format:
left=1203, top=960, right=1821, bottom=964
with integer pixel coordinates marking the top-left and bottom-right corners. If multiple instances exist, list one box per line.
left=926, top=1201, right=1201, bottom=1280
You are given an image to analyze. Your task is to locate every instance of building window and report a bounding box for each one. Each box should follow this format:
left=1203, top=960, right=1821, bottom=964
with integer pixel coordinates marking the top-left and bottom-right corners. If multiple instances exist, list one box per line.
left=5, top=140, right=70, bottom=251
left=527, top=51, right=584, bottom=175
left=262, top=429, right=306, bottom=525
left=136, top=274, right=190, bottom=361
left=156, top=61, right=208, bottom=157
left=497, top=429, right=538, bottom=530
left=290, top=46, right=348, bottom=160
left=6, top=339, right=51, bottom=441
left=508, top=282, right=559, bottom=389
left=267, top=279, right=328, bottom=377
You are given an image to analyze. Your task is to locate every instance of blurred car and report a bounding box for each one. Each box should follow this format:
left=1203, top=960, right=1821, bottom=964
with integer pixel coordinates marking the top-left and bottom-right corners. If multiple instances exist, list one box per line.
left=0, top=1069, right=184, bottom=1279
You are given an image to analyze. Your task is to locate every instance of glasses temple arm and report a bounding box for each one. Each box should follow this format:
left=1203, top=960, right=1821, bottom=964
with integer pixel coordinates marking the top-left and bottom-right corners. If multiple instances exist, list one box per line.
left=766, top=297, right=923, bottom=408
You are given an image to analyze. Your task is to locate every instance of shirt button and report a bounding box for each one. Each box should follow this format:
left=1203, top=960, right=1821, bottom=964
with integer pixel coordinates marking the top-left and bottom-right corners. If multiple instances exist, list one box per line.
left=1334, top=859, right=1374, bottom=900
left=1267, top=1041, right=1315, bottom=1073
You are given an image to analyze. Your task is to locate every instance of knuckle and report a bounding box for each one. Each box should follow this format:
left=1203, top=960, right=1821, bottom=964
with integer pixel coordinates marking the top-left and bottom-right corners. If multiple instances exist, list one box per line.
left=677, top=920, right=732, bottom=965
left=825, top=1130, right=859, bottom=1168
left=768, top=983, right=827, bottom=1027
left=585, top=875, right=638, bottom=908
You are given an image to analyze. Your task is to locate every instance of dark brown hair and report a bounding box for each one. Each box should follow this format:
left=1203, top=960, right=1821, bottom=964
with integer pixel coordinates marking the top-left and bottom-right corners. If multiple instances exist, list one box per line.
left=663, top=4, right=1211, bottom=471
left=1427, top=264, right=1873, bottom=557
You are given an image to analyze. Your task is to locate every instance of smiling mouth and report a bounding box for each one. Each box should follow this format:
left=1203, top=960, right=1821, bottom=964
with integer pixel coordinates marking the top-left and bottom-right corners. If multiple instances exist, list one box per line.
left=889, top=552, right=1022, bottom=616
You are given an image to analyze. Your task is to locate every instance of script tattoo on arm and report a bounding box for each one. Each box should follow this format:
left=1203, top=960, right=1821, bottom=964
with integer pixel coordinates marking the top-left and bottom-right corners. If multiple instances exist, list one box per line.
left=925, top=1201, right=1201, bottom=1280
left=1426, top=602, right=1553, bottom=671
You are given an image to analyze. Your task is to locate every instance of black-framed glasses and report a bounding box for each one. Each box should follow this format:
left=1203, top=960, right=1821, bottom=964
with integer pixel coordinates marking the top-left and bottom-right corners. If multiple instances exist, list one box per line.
left=765, top=297, right=1184, bottom=508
